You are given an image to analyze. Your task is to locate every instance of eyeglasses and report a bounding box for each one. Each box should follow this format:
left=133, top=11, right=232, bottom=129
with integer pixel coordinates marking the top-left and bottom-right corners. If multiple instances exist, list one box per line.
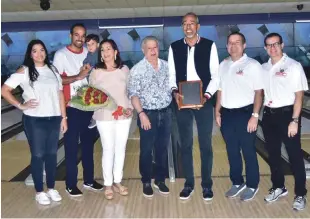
left=265, top=42, right=281, bottom=49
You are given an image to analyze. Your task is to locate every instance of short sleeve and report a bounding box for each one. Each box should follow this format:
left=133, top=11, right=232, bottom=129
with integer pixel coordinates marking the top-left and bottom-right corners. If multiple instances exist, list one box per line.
left=127, top=66, right=141, bottom=99
left=251, top=62, right=264, bottom=91
left=4, top=68, right=26, bottom=89
left=51, top=65, right=63, bottom=90
left=53, top=51, right=65, bottom=75
left=55, top=73, right=63, bottom=90
left=291, top=62, right=309, bottom=92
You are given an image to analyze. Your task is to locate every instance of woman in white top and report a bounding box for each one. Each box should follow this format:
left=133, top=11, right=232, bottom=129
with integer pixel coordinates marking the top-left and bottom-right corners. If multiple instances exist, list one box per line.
left=1, top=40, right=67, bottom=205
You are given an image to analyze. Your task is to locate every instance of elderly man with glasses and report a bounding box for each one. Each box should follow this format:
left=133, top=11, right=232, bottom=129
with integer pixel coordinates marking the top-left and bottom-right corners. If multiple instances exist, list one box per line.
left=262, top=32, right=308, bottom=211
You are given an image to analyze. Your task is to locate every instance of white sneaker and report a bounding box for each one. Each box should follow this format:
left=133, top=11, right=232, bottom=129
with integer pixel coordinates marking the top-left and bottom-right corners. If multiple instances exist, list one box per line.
left=35, top=192, right=51, bottom=205
left=47, top=189, right=62, bottom=202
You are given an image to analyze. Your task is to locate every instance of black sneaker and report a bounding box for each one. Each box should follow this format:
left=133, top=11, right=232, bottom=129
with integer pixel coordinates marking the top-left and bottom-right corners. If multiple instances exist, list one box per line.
left=83, top=180, right=104, bottom=191
left=154, top=181, right=170, bottom=195
left=143, top=183, right=154, bottom=198
left=66, top=186, right=83, bottom=197
left=203, top=188, right=213, bottom=201
left=180, top=187, right=194, bottom=200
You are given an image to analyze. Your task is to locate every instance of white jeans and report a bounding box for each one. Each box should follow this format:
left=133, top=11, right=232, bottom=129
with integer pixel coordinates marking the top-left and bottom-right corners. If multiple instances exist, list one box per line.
left=96, top=118, right=132, bottom=186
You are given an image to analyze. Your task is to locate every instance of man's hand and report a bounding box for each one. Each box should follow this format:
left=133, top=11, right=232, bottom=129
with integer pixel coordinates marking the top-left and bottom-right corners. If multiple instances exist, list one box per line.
left=173, top=92, right=183, bottom=110
left=215, top=110, right=221, bottom=127
left=139, top=112, right=151, bottom=130
left=288, top=122, right=298, bottom=138
left=77, top=64, right=91, bottom=80
left=194, top=97, right=207, bottom=110
left=247, top=116, right=258, bottom=133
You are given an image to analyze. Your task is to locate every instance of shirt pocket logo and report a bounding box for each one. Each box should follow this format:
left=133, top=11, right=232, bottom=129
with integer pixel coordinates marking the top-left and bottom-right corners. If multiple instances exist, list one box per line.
left=275, top=68, right=287, bottom=77
left=236, top=68, right=244, bottom=76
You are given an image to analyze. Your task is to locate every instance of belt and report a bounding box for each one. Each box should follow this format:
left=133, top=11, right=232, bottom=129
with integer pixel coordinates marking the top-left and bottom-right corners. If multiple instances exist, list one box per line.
left=143, top=105, right=171, bottom=113
left=264, top=105, right=293, bottom=114
left=221, top=104, right=253, bottom=113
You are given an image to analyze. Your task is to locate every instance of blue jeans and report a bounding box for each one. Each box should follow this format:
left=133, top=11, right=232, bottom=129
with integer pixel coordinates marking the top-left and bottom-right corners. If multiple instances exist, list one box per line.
left=23, top=114, right=61, bottom=192
left=138, top=106, right=172, bottom=184
left=220, top=105, right=260, bottom=189
left=176, top=101, right=213, bottom=189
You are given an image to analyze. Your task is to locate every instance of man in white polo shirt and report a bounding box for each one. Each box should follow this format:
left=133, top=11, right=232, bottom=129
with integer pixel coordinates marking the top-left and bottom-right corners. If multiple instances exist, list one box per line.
left=53, top=23, right=103, bottom=196
left=261, top=32, right=308, bottom=211
left=215, top=32, right=263, bottom=201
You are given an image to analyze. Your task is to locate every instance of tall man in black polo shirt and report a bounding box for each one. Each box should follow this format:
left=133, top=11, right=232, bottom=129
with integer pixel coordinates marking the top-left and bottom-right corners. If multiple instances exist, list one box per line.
left=168, top=12, right=220, bottom=201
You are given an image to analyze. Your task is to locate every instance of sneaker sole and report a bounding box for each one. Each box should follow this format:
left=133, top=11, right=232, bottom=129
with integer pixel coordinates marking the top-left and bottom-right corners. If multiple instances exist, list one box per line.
left=66, top=190, right=83, bottom=197
left=179, top=190, right=194, bottom=200
left=264, top=190, right=288, bottom=203
left=293, top=206, right=305, bottom=211
left=226, top=185, right=246, bottom=198
left=46, top=194, right=62, bottom=202
left=203, top=196, right=213, bottom=201
left=153, top=184, right=170, bottom=195
left=241, top=188, right=259, bottom=202
left=143, top=193, right=154, bottom=198
left=83, top=184, right=104, bottom=191
left=36, top=200, right=51, bottom=205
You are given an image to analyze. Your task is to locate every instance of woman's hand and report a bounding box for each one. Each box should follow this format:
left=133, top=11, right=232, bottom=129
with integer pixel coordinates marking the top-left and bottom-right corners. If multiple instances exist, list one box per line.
left=124, top=108, right=133, bottom=118
left=60, top=118, right=68, bottom=134
left=18, top=99, right=39, bottom=110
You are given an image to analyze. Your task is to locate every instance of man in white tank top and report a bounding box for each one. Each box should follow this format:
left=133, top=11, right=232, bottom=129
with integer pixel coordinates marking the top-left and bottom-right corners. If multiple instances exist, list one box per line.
left=53, top=23, right=103, bottom=197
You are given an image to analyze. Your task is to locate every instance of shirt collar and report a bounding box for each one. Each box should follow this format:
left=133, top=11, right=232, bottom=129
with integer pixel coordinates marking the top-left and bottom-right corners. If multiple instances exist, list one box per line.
left=267, top=53, right=288, bottom=66
left=143, top=57, right=161, bottom=69
left=183, top=34, right=201, bottom=45
left=227, top=53, right=248, bottom=63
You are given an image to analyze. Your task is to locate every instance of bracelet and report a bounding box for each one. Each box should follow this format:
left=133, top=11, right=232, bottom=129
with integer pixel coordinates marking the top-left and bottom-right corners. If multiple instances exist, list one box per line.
left=138, top=111, right=144, bottom=115
left=62, top=116, right=68, bottom=120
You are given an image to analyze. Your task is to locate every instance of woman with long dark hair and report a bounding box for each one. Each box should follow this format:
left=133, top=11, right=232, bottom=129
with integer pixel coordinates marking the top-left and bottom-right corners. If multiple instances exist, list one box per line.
left=89, top=39, right=133, bottom=200
left=2, top=39, right=67, bottom=205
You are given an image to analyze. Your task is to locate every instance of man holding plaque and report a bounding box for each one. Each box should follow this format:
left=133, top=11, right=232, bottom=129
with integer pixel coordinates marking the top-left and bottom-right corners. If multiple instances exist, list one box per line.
left=215, top=32, right=263, bottom=201
left=168, top=12, right=220, bottom=201
left=128, top=36, right=172, bottom=198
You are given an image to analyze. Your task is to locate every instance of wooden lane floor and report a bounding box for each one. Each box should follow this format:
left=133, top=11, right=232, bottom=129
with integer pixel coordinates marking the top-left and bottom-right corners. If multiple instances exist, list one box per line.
left=1, top=132, right=63, bottom=182
left=2, top=176, right=310, bottom=218
left=76, top=123, right=271, bottom=180
left=2, top=136, right=30, bottom=182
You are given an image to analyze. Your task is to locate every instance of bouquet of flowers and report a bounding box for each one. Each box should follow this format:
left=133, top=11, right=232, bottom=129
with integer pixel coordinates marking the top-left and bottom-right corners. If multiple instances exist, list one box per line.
left=69, top=85, right=126, bottom=120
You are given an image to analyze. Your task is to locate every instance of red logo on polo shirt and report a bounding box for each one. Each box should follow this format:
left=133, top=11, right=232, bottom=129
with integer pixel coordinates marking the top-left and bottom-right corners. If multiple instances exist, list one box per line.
left=275, top=68, right=287, bottom=77
left=236, top=68, right=244, bottom=75
left=267, top=100, right=273, bottom=106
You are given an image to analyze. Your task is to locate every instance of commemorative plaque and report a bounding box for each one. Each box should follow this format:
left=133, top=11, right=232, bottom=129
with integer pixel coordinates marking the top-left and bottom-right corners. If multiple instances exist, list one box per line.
left=178, top=80, right=203, bottom=109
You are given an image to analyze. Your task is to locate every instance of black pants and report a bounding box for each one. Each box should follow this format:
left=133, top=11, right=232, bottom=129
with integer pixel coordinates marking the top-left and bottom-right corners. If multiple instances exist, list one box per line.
left=176, top=101, right=213, bottom=189
left=64, top=107, right=97, bottom=188
left=220, top=105, right=260, bottom=189
left=262, top=105, right=307, bottom=196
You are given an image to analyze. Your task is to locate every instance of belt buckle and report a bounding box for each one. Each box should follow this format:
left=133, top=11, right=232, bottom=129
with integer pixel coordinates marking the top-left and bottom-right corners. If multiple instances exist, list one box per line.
left=270, top=108, right=276, bottom=114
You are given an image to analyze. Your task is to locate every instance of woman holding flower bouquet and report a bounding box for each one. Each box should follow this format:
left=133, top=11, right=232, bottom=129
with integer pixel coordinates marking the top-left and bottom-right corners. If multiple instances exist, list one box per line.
left=1, top=40, right=67, bottom=205
left=89, top=39, right=133, bottom=200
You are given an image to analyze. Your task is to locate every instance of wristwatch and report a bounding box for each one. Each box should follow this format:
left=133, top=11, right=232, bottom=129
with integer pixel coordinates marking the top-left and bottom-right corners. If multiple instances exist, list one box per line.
left=291, top=118, right=299, bottom=123
left=251, top=113, right=259, bottom=118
